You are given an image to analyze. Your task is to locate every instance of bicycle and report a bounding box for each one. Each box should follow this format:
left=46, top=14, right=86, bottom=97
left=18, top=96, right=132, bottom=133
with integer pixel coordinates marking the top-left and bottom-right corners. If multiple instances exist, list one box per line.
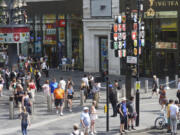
left=154, top=110, right=167, bottom=130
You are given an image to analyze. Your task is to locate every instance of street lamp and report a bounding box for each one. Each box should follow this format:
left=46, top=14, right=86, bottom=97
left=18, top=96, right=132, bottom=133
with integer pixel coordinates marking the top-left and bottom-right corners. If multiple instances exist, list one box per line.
left=0, top=0, right=27, bottom=24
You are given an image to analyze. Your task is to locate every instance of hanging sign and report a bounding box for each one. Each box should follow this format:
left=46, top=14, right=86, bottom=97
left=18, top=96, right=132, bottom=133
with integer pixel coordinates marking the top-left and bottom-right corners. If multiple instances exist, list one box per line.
left=0, top=27, right=30, bottom=43
left=127, top=56, right=137, bottom=64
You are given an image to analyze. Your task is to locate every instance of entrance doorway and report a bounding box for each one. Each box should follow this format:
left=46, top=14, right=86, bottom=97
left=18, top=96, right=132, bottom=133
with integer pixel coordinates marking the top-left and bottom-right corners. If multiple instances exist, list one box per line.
left=99, top=37, right=108, bottom=72
left=153, top=50, right=176, bottom=77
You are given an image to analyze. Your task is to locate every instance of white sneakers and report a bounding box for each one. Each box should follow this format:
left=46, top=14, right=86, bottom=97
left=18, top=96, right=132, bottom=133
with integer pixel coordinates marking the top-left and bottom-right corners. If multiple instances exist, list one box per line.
left=60, top=112, right=63, bottom=116
left=56, top=110, right=59, bottom=114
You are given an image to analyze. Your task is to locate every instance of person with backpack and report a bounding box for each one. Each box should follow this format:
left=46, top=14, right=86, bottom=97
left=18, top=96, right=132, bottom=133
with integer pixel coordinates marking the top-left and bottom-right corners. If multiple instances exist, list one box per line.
left=117, top=97, right=127, bottom=135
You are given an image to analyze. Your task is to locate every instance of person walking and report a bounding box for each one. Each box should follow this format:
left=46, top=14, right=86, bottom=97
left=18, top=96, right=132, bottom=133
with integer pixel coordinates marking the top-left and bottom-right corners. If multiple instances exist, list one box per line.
left=177, top=80, right=180, bottom=103
left=167, top=99, right=174, bottom=133
left=70, top=124, right=84, bottom=135
left=90, top=101, right=98, bottom=135
left=92, top=82, right=100, bottom=108
left=50, top=78, right=58, bottom=100
left=35, top=70, right=41, bottom=91
left=5, top=68, right=10, bottom=89
left=42, top=80, right=50, bottom=99
left=67, top=84, right=74, bottom=112
left=54, top=84, right=65, bottom=115
left=170, top=100, right=179, bottom=135
left=159, top=85, right=167, bottom=111
left=22, top=91, right=32, bottom=115
left=0, top=77, right=4, bottom=97
left=109, top=84, right=118, bottom=117
left=28, top=79, right=36, bottom=102
left=118, top=97, right=127, bottom=135
left=20, top=107, right=31, bottom=135
left=59, top=77, right=66, bottom=90
left=152, top=75, right=158, bottom=97
left=80, top=107, right=91, bottom=135
left=126, top=96, right=136, bottom=130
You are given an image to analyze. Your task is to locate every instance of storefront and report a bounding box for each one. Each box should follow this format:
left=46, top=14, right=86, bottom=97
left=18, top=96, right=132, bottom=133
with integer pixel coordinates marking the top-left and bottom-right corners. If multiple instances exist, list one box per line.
left=120, top=0, right=180, bottom=77
left=26, top=0, right=83, bottom=69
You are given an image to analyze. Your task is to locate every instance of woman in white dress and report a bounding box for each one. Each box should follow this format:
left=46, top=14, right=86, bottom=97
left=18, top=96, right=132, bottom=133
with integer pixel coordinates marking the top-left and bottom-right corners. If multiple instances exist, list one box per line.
left=90, top=101, right=98, bottom=135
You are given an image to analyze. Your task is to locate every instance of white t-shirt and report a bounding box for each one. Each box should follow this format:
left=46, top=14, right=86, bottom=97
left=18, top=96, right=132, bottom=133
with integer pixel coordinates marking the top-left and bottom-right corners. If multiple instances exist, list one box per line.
left=80, top=112, right=91, bottom=127
left=170, top=104, right=179, bottom=117
left=82, top=77, right=89, bottom=87
left=42, top=84, right=50, bottom=96
left=41, top=62, right=47, bottom=70
left=62, top=58, right=67, bottom=65
left=59, top=80, right=66, bottom=90
left=70, top=130, right=84, bottom=135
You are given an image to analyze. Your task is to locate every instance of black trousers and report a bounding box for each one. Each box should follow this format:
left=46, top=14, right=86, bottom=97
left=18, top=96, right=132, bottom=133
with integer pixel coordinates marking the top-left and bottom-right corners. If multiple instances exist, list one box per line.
left=36, top=79, right=41, bottom=91
left=5, top=78, right=9, bottom=89
left=111, top=101, right=117, bottom=116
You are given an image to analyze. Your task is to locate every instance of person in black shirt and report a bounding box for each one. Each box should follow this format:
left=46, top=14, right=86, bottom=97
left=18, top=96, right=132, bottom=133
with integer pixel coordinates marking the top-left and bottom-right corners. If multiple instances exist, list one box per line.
left=5, top=68, right=10, bottom=89
left=152, top=75, right=158, bottom=97
left=109, top=84, right=118, bottom=117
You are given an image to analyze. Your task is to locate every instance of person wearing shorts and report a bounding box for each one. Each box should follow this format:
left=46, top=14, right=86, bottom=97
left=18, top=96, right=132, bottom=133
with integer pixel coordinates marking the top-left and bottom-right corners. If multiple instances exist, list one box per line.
left=54, top=84, right=65, bottom=116
left=119, top=97, right=127, bottom=135
left=67, top=84, right=74, bottom=112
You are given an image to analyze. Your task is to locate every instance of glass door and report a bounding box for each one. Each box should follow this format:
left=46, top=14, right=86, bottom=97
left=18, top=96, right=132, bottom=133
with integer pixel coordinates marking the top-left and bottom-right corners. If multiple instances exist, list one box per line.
left=99, top=37, right=108, bottom=72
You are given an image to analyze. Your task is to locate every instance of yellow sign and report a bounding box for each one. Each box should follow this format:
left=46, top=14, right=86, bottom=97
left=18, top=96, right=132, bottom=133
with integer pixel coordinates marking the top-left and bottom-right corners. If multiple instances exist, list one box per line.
left=136, top=82, right=141, bottom=90
left=146, top=0, right=155, bottom=17
left=104, top=104, right=107, bottom=113
left=154, top=1, right=179, bottom=7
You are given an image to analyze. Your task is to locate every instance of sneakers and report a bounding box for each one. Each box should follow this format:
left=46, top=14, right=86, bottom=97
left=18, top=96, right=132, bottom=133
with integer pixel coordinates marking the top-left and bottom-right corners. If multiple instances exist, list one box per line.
left=60, top=112, right=63, bottom=116
left=90, top=132, right=94, bottom=135
left=69, top=109, right=72, bottom=112
left=56, top=110, right=59, bottom=114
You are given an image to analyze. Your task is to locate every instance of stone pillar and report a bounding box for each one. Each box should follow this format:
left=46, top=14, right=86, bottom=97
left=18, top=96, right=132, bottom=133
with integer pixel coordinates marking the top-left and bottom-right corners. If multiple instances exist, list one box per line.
left=166, top=76, right=170, bottom=90
left=175, top=75, right=178, bottom=88
left=47, top=95, right=52, bottom=112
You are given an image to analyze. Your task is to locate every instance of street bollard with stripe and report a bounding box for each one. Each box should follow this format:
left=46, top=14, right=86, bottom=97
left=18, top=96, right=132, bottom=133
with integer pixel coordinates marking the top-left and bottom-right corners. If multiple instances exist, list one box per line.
left=80, top=90, right=84, bottom=106
left=9, top=96, right=14, bottom=119
left=122, top=84, right=126, bottom=97
left=157, top=78, right=159, bottom=91
left=175, top=75, right=178, bottom=88
left=166, top=76, right=170, bottom=90
left=145, top=80, right=148, bottom=93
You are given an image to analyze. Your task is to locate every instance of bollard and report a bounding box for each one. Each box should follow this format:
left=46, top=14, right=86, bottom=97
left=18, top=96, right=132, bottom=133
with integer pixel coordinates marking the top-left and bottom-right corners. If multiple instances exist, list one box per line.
left=47, top=95, right=52, bottom=112
left=156, top=78, right=159, bottom=92
left=9, top=96, right=14, bottom=119
left=31, top=101, right=34, bottom=115
left=166, top=76, right=170, bottom=90
left=80, top=90, right=84, bottom=106
left=122, top=84, right=126, bottom=97
left=145, top=80, right=148, bottom=93
left=175, top=75, right=178, bottom=88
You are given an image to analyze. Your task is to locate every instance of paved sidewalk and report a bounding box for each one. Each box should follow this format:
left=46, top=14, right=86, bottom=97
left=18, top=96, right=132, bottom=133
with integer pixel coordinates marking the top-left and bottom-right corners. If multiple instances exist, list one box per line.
left=0, top=70, right=179, bottom=135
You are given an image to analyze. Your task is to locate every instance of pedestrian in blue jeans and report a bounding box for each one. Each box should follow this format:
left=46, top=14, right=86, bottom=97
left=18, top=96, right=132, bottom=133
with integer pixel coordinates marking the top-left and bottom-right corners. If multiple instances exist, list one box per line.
left=20, top=107, right=31, bottom=135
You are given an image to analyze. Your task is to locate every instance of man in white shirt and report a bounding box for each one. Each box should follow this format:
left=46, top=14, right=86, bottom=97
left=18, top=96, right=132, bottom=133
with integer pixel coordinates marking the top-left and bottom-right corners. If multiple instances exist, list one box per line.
left=61, top=56, right=67, bottom=71
left=82, top=75, right=89, bottom=87
left=80, top=107, right=91, bottom=135
left=59, top=77, right=66, bottom=90
left=170, top=100, right=179, bottom=135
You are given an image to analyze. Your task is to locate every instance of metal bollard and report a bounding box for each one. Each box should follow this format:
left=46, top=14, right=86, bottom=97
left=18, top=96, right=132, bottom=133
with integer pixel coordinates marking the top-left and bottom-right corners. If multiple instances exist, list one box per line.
left=145, top=80, right=148, bottom=93
left=122, top=84, right=126, bottom=97
left=80, top=90, right=84, bottom=106
left=166, top=76, right=170, bottom=90
left=117, top=90, right=121, bottom=102
left=175, top=75, right=178, bottom=88
left=47, top=95, right=52, bottom=112
left=9, top=96, right=14, bottom=119
left=31, top=101, right=34, bottom=115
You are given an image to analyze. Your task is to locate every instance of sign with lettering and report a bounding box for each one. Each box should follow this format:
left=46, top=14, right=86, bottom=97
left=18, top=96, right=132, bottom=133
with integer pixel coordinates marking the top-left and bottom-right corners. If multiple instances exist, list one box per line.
left=153, top=0, right=179, bottom=7
left=0, top=27, right=30, bottom=43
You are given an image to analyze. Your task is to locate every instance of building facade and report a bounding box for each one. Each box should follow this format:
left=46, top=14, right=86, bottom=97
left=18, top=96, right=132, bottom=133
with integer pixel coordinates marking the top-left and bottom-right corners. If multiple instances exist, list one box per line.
left=25, top=0, right=83, bottom=69
left=83, top=0, right=121, bottom=75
